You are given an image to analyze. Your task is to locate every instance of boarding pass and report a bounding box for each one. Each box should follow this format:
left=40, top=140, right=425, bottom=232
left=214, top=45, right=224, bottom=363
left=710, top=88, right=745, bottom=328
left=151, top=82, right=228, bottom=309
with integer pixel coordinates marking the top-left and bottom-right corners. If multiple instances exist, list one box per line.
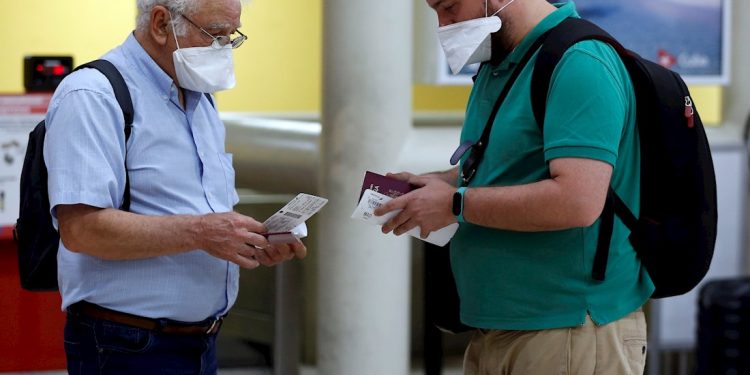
left=263, top=193, right=328, bottom=233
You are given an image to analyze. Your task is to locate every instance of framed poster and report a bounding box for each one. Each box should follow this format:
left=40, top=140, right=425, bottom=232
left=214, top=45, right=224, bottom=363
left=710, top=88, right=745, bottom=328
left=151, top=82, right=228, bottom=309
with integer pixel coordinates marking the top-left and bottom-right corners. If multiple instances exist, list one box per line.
left=0, top=94, right=51, bottom=226
left=575, top=0, right=731, bottom=84
left=430, top=0, right=731, bottom=85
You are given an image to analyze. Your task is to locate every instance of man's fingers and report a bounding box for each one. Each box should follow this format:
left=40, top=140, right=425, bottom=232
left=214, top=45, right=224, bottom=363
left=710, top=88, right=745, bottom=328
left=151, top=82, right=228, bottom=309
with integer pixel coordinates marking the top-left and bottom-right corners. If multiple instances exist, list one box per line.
left=385, top=172, right=413, bottom=182
left=238, top=216, right=266, bottom=233
left=244, top=232, right=269, bottom=249
left=373, top=201, right=394, bottom=217
left=254, top=249, right=273, bottom=266
left=374, top=196, right=407, bottom=217
left=238, top=246, right=257, bottom=259
left=263, top=244, right=282, bottom=260
left=394, top=218, right=418, bottom=236
left=234, top=253, right=260, bottom=269
left=291, top=240, right=307, bottom=259
left=409, top=175, right=431, bottom=187
left=382, top=210, right=410, bottom=234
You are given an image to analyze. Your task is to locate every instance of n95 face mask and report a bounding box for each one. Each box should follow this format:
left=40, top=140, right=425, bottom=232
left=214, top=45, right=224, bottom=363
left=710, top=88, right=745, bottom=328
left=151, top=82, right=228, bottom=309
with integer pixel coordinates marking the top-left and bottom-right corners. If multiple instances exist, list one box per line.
left=170, top=16, right=237, bottom=93
left=437, top=0, right=516, bottom=75
left=173, top=45, right=236, bottom=93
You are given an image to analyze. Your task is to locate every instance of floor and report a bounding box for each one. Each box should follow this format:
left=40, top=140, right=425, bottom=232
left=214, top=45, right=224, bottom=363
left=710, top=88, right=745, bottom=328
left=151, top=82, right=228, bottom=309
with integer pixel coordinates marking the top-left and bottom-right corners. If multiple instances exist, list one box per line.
left=2, top=357, right=464, bottom=375
left=1, top=333, right=466, bottom=375
left=2, top=365, right=464, bottom=375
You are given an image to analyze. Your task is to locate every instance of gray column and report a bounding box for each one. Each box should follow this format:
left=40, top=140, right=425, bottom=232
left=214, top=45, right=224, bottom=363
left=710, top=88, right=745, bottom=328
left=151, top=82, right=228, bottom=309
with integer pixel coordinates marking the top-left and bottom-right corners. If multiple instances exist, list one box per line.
left=726, top=0, right=750, bottom=127
left=317, top=0, right=413, bottom=374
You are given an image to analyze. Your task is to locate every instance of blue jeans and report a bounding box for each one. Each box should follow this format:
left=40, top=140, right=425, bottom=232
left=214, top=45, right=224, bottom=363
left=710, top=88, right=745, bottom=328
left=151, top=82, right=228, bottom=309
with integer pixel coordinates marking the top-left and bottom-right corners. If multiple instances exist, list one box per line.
left=64, top=313, right=218, bottom=375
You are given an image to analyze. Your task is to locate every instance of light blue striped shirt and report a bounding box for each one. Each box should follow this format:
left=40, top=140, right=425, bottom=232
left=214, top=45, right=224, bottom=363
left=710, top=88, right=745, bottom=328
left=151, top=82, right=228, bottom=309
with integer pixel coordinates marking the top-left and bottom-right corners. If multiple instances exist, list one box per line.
left=44, top=33, right=240, bottom=322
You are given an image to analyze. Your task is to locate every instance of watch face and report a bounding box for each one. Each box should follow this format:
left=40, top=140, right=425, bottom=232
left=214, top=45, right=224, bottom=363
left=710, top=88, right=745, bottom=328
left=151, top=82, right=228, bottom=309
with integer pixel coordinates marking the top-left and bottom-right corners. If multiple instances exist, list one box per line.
left=452, top=191, right=462, bottom=216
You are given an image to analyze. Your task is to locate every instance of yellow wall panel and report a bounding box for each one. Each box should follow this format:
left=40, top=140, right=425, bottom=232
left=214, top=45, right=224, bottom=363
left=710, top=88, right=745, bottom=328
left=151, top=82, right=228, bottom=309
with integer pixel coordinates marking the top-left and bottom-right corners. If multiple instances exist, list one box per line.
left=216, top=0, right=321, bottom=112
left=413, top=84, right=471, bottom=112
left=0, top=0, right=321, bottom=113
left=690, top=86, right=723, bottom=126
left=0, top=1, right=136, bottom=93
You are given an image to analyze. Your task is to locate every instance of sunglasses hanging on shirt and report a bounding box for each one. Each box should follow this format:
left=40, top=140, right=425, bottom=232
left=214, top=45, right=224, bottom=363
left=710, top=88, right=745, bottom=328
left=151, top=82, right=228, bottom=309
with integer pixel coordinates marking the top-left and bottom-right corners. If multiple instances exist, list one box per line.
left=449, top=29, right=553, bottom=187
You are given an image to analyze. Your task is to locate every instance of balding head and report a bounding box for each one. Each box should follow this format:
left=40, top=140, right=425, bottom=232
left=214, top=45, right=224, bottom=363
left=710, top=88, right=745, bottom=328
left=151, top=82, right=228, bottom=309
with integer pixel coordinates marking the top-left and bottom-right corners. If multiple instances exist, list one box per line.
left=136, top=0, right=198, bottom=35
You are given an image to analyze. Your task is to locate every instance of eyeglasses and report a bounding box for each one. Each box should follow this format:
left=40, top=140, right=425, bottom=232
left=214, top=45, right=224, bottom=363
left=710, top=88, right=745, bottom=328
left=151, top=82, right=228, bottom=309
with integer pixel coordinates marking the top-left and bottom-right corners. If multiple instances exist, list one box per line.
left=178, top=13, right=247, bottom=49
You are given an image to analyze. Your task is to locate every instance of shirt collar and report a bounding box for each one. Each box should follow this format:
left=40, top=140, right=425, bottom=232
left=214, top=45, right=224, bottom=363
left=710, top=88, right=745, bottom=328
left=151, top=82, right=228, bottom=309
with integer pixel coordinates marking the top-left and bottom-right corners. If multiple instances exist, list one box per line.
left=120, top=33, right=177, bottom=98
left=490, top=1, right=579, bottom=71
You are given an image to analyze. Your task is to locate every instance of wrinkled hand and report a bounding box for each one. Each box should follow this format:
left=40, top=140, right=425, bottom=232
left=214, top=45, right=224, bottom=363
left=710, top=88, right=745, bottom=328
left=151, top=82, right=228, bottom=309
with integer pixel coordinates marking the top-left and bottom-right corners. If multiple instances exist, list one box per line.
left=374, top=175, right=457, bottom=238
left=196, top=212, right=268, bottom=269
left=254, top=239, right=307, bottom=267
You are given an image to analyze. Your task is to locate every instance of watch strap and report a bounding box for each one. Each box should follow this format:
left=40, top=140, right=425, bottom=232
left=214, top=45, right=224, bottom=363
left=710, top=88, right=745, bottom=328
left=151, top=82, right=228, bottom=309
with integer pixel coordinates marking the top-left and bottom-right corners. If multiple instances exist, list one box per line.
left=454, top=187, right=468, bottom=223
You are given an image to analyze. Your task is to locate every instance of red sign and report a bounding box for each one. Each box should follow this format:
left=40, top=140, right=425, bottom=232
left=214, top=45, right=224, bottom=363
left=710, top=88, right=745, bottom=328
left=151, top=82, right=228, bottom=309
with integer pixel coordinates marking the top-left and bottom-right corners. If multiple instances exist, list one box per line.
left=0, top=94, right=53, bottom=115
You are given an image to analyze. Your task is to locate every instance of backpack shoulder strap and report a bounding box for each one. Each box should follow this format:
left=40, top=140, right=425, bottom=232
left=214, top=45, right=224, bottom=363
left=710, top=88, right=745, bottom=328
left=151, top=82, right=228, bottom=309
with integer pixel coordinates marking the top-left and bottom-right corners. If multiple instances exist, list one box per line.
left=73, top=59, right=133, bottom=211
left=74, top=60, right=134, bottom=130
left=530, top=18, right=627, bottom=130
left=460, top=29, right=552, bottom=186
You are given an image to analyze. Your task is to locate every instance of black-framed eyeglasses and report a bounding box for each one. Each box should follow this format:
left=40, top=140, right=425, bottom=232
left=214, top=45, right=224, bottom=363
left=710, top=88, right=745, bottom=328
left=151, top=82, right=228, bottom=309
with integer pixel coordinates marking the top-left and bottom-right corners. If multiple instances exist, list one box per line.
left=178, top=13, right=247, bottom=49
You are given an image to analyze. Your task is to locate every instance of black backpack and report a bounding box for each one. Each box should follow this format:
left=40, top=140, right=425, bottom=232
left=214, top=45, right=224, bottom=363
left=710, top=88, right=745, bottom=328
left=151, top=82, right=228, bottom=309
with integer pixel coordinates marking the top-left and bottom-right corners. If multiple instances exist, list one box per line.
left=531, top=18, right=718, bottom=298
left=14, top=59, right=133, bottom=291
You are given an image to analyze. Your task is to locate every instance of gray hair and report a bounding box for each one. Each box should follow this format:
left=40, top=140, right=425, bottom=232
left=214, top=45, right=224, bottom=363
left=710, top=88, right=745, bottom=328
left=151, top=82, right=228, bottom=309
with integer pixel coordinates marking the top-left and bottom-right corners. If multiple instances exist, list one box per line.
left=136, top=0, right=198, bottom=36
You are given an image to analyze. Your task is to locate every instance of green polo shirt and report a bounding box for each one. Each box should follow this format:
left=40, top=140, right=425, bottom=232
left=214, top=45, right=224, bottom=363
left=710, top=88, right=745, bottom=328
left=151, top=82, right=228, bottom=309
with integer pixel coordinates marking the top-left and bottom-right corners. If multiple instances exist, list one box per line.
left=452, top=1, right=654, bottom=330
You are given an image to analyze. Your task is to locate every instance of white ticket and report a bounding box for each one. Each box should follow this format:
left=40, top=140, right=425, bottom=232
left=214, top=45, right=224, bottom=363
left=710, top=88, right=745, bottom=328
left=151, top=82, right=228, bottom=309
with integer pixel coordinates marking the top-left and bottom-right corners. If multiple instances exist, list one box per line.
left=351, top=189, right=458, bottom=246
left=263, top=193, right=328, bottom=232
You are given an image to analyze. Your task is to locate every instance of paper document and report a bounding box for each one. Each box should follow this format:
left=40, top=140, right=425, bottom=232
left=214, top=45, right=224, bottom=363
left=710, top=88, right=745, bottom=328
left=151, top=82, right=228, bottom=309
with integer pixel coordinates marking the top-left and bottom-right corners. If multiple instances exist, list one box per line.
left=351, top=172, right=458, bottom=246
left=263, top=193, right=328, bottom=243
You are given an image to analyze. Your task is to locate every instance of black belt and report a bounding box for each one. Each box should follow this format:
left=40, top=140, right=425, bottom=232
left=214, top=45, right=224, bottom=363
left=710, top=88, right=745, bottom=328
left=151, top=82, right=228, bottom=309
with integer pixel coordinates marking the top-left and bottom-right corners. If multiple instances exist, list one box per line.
left=68, top=301, right=223, bottom=335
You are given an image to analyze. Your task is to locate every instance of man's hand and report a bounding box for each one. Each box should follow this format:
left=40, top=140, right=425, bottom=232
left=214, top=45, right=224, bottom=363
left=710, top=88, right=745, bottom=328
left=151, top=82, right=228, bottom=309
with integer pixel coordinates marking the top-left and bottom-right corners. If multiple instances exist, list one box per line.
left=383, top=171, right=418, bottom=183
left=374, top=175, right=457, bottom=238
left=385, top=169, right=457, bottom=186
left=196, top=212, right=269, bottom=269
left=254, top=239, right=307, bottom=267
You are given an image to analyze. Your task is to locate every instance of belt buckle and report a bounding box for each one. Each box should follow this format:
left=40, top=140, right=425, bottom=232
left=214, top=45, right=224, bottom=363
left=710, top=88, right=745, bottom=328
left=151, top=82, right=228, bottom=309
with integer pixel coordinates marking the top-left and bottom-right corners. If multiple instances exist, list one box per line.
left=206, top=317, right=223, bottom=334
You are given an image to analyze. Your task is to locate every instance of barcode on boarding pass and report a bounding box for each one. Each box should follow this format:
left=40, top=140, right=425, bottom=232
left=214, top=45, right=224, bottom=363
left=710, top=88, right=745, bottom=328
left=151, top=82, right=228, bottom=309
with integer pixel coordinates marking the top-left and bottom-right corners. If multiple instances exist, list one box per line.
left=283, top=212, right=302, bottom=219
left=367, top=196, right=384, bottom=210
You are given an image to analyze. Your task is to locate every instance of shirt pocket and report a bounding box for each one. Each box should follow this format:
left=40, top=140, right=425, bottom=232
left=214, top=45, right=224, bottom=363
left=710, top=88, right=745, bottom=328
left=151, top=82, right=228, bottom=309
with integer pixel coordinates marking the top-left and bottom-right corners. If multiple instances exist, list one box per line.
left=217, top=152, right=239, bottom=207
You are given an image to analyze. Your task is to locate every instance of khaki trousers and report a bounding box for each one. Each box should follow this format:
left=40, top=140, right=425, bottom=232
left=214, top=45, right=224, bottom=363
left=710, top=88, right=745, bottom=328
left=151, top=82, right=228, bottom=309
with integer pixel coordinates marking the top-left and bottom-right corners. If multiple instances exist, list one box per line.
left=463, top=309, right=647, bottom=375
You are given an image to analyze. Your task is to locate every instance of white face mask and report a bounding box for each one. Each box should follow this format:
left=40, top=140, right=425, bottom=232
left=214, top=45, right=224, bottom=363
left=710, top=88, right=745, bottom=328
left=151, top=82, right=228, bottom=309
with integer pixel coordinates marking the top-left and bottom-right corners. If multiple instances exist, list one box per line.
left=437, top=0, right=517, bottom=75
left=171, top=19, right=236, bottom=93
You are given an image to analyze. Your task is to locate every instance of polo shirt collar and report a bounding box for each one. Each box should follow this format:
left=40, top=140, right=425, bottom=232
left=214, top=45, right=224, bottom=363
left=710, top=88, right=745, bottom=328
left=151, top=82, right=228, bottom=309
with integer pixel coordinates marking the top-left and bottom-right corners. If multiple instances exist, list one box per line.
left=489, top=1, right=579, bottom=71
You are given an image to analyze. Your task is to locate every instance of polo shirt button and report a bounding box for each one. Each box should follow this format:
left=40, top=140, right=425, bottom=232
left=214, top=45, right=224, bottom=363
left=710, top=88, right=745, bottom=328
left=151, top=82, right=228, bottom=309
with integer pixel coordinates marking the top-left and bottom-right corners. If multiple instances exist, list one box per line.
left=492, top=72, right=500, bottom=77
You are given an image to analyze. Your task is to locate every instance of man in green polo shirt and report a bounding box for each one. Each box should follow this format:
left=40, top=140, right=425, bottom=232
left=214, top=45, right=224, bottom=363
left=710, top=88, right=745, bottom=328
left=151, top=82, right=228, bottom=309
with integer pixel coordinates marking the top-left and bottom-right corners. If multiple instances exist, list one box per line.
left=375, top=0, right=654, bottom=373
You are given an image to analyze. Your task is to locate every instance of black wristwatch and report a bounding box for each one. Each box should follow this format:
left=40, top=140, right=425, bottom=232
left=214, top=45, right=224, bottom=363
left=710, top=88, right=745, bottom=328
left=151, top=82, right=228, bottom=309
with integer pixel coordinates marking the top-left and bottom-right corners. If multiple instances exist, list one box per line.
left=452, top=187, right=467, bottom=223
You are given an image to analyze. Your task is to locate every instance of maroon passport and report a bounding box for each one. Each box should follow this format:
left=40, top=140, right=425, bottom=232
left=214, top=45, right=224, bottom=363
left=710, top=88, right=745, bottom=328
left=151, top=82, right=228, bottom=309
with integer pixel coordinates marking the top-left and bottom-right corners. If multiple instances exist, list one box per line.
left=358, top=171, right=415, bottom=202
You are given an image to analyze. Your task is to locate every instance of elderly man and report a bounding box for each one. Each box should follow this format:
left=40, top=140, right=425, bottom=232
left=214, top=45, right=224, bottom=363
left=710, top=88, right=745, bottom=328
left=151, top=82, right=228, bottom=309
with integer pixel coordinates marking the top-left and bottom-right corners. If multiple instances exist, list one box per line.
left=376, top=0, right=652, bottom=374
left=45, top=0, right=304, bottom=373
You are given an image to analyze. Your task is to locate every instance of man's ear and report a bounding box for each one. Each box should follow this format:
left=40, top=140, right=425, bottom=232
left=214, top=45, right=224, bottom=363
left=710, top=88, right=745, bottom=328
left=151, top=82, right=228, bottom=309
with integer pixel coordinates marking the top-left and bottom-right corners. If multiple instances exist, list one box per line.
left=150, top=5, right=171, bottom=46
